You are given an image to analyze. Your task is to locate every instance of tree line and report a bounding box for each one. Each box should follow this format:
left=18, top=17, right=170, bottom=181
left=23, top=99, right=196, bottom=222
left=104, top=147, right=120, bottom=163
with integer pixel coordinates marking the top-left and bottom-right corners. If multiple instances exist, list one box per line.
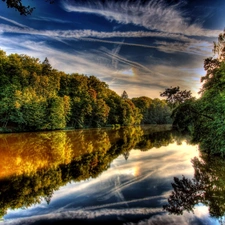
left=0, top=50, right=172, bottom=132
left=160, top=30, right=225, bottom=156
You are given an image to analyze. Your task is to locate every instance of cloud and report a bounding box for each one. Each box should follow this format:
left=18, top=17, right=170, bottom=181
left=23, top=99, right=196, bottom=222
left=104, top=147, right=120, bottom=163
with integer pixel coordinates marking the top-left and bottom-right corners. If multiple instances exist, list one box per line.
left=62, top=0, right=221, bottom=38
left=154, top=40, right=213, bottom=56
left=0, top=31, right=204, bottom=99
left=0, top=16, right=30, bottom=28
left=31, top=16, right=74, bottom=24
left=0, top=14, right=216, bottom=57
left=0, top=13, right=209, bottom=99
left=0, top=22, right=192, bottom=40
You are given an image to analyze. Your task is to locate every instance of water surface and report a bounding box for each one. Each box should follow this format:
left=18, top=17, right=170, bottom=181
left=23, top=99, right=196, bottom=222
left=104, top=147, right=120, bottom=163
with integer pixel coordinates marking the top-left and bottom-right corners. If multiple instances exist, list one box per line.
left=0, top=125, right=222, bottom=224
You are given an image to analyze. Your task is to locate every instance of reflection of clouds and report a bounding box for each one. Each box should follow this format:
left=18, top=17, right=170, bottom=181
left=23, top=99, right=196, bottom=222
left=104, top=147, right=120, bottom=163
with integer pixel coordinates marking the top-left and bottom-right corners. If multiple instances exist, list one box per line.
left=4, top=208, right=162, bottom=225
left=5, top=205, right=217, bottom=225
left=4, top=142, right=210, bottom=225
left=5, top=209, right=216, bottom=225
left=46, top=142, right=198, bottom=209
left=125, top=206, right=219, bottom=225
left=53, top=144, right=198, bottom=200
left=124, top=212, right=199, bottom=225
left=83, top=196, right=161, bottom=211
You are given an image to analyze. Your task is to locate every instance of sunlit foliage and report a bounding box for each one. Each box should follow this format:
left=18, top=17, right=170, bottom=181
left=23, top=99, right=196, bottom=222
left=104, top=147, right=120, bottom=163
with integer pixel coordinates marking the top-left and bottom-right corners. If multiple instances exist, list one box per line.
left=0, top=50, right=170, bottom=132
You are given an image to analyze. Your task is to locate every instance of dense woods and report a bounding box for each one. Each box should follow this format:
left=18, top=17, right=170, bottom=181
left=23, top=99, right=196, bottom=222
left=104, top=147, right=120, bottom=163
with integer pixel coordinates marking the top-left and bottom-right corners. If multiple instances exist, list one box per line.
left=0, top=50, right=171, bottom=132
left=161, top=30, right=225, bottom=156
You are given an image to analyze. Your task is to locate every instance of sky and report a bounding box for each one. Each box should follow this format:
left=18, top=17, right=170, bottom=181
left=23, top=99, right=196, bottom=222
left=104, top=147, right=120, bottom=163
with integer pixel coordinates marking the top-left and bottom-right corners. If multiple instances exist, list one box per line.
left=0, top=0, right=224, bottom=98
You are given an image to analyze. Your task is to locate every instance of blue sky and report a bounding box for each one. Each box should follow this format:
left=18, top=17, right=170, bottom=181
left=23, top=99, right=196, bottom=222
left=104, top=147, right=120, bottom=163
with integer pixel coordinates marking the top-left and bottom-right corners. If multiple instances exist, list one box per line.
left=0, top=0, right=224, bottom=98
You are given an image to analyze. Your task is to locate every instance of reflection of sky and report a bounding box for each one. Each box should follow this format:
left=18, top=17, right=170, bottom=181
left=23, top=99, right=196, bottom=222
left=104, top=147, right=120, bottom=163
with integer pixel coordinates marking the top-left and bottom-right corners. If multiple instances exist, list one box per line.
left=0, top=0, right=225, bottom=98
left=4, top=142, right=219, bottom=225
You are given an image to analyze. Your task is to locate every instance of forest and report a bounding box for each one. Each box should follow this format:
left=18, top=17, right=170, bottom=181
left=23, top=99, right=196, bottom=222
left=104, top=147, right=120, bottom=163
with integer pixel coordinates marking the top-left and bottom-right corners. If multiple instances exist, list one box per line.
left=161, top=30, right=225, bottom=156
left=0, top=50, right=172, bottom=132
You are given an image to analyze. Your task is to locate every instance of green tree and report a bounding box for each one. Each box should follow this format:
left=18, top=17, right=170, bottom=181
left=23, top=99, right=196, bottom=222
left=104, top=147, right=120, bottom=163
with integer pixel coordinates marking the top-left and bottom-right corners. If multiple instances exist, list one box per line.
left=45, top=96, right=66, bottom=130
left=132, top=97, right=172, bottom=124
left=170, top=30, right=225, bottom=156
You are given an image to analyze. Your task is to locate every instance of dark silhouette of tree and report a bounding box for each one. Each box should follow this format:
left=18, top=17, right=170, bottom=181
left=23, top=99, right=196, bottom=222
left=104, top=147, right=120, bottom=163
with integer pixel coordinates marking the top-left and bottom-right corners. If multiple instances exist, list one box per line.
left=163, top=175, right=206, bottom=215
left=164, top=156, right=225, bottom=219
left=121, top=90, right=128, bottom=99
left=123, top=150, right=130, bottom=160
left=42, top=57, right=52, bottom=75
left=2, top=0, right=55, bottom=15
left=160, top=86, right=192, bottom=107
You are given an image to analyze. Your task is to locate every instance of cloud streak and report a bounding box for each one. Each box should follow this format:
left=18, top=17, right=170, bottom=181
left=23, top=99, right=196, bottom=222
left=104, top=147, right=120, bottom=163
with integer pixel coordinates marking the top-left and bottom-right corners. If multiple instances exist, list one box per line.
left=62, top=0, right=221, bottom=37
left=0, top=15, right=215, bottom=57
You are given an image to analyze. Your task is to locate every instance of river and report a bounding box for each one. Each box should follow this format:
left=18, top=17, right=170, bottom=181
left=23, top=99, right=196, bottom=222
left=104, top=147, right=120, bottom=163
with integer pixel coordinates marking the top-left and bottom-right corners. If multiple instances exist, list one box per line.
left=0, top=125, right=223, bottom=225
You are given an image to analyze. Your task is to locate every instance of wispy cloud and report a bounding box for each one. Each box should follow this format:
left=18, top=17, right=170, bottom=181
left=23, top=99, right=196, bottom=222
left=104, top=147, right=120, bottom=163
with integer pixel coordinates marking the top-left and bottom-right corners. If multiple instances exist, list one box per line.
left=0, top=10, right=209, bottom=99
left=0, top=13, right=217, bottom=58
left=154, top=40, right=213, bottom=56
left=1, top=22, right=213, bottom=57
left=31, top=16, right=74, bottom=24
left=62, top=0, right=221, bottom=37
left=0, top=16, right=30, bottom=28
left=0, top=22, right=190, bottom=40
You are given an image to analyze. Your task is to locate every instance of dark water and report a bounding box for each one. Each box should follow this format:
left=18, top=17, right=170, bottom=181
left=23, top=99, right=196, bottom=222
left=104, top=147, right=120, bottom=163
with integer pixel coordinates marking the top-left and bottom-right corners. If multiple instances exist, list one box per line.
left=0, top=125, right=222, bottom=225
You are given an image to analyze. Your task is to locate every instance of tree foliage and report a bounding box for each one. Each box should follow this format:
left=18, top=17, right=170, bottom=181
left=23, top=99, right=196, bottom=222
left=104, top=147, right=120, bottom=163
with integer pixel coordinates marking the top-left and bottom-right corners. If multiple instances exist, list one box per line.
left=2, top=0, right=54, bottom=15
left=167, top=30, right=225, bottom=156
left=164, top=154, right=225, bottom=220
left=132, top=96, right=172, bottom=124
left=160, top=86, right=192, bottom=107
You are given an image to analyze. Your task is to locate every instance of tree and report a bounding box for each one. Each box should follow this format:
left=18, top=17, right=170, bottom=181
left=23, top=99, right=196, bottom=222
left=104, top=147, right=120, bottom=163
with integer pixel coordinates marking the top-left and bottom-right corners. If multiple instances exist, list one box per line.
left=160, top=86, right=192, bottom=107
left=45, top=96, right=66, bottom=130
left=132, top=97, right=172, bottom=124
left=199, top=30, right=225, bottom=93
left=121, top=90, right=128, bottom=99
left=2, top=0, right=55, bottom=15
left=164, top=155, right=225, bottom=219
left=169, top=30, right=225, bottom=156
left=42, top=57, right=52, bottom=76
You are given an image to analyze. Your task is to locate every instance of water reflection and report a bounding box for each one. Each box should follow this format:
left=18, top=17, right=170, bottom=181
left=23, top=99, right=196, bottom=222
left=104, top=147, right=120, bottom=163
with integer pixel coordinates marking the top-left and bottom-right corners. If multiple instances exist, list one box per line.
left=164, top=154, right=225, bottom=223
left=0, top=125, right=201, bottom=224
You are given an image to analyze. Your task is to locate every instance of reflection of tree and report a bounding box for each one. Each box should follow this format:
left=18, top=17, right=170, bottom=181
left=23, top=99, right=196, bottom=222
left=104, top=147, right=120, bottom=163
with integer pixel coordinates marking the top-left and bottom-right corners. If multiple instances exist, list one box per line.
left=123, top=151, right=130, bottom=160
left=164, top=154, right=225, bottom=220
left=0, top=126, right=186, bottom=218
left=136, top=125, right=191, bottom=151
